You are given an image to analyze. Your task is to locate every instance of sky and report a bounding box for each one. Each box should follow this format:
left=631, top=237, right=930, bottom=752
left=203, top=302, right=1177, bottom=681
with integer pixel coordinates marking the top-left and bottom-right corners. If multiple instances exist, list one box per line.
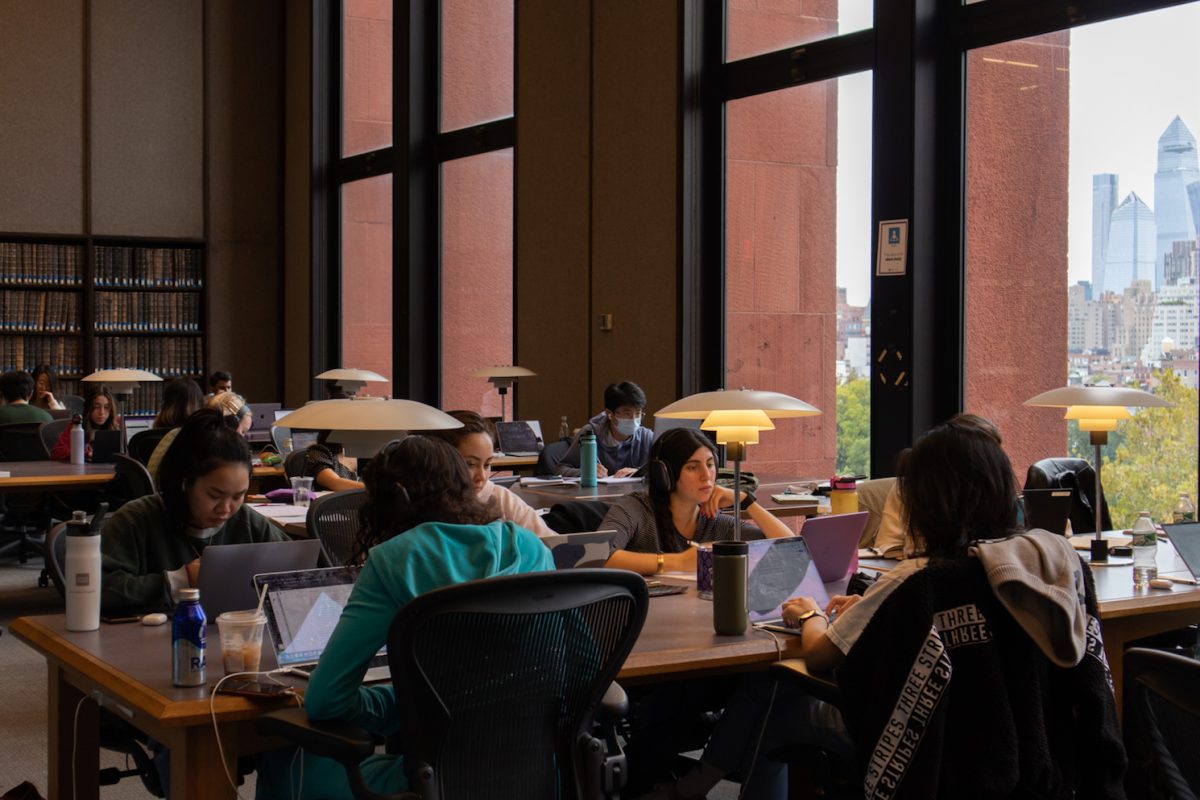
left=833, top=2, right=1200, bottom=308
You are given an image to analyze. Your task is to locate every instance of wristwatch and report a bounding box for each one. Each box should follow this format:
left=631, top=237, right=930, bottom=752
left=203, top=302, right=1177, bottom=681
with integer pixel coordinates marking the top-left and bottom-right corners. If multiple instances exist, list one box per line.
left=656, top=553, right=665, bottom=574
left=739, top=490, right=757, bottom=511
left=790, top=607, right=827, bottom=629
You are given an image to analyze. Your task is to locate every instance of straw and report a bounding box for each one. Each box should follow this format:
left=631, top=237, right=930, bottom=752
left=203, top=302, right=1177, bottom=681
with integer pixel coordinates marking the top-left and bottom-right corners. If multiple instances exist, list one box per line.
left=255, top=582, right=269, bottom=618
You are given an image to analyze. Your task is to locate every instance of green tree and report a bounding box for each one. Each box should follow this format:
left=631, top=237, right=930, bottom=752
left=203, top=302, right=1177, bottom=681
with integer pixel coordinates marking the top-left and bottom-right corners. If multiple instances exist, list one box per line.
left=1102, top=370, right=1199, bottom=528
left=836, top=378, right=870, bottom=477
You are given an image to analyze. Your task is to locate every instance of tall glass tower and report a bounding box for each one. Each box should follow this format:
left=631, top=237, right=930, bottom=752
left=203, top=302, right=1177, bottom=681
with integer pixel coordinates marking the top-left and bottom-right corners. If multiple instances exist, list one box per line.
left=1154, top=116, right=1200, bottom=289
left=1092, top=173, right=1119, bottom=298
left=1102, top=192, right=1157, bottom=297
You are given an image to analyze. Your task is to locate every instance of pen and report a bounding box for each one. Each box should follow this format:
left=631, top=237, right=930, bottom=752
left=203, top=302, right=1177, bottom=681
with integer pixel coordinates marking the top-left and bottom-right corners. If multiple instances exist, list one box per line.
left=1162, top=574, right=1197, bottom=586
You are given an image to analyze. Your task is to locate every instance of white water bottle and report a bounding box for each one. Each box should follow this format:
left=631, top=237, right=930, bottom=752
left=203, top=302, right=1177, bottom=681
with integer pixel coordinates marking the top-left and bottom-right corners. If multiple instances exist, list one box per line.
left=69, top=414, right=85, bottom=465
left=64, top=510, right=101, bottom=631
left=1131, top=511, right=1158, bottom=590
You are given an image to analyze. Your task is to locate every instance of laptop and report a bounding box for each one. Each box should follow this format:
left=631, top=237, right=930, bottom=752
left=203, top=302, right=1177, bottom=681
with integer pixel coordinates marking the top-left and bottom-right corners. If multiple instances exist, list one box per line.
left=496, top=420, right=542, bottom=456
left=542, top=530, right=618, bottom=569
left=196, top=539, right=324, bottom=620
left=746, top=537, right=831, bottom=634
left=253, top=566, right=390, bottom=682
left=652, top=416, right=702, bottom=435
left=802, top=511, right=869, bottom=582
left=1021, top=488, right=1074, bottom=535
left=1162, top=522, right=1200, bottom=582
left=246, top=403, right=281, bottom=443
left=90, top=429, right=124, bottom=463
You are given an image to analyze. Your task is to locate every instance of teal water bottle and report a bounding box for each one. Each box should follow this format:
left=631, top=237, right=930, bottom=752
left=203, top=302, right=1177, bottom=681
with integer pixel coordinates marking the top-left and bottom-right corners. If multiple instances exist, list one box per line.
left=580, top=433, right=598, bottom=488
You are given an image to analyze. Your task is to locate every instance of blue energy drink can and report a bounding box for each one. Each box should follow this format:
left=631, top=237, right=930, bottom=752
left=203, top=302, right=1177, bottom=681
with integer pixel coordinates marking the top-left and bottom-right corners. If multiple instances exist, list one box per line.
left=172, top=588, right=207, bottom=687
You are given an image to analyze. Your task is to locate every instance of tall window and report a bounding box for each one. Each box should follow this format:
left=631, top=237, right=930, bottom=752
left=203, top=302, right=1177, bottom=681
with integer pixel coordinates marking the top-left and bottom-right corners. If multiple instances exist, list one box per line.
left=964, top=5, right=1199, bottom=524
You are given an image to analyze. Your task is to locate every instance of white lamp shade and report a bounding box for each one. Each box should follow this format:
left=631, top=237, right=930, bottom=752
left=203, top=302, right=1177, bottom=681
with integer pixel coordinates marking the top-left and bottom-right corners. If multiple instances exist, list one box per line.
left=81, top=368, right=162, bottom=395
left=473, top=366, right=536, bottom=379
left=316, top=368, right=388, bottom=383
left=700, top=409, right=777, bottom=431
left=656, top=389, right=821, bottom=419
left=274, top=398, right=463, bottom=432
left=1024, top=385, right=1171, bottom=409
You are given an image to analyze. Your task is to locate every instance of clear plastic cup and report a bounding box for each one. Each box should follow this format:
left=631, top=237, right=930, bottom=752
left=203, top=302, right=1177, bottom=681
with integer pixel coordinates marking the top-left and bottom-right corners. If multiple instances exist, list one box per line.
left=217, top=610, right=267, bottom=674
left=290, top=476, right=314, bottom=508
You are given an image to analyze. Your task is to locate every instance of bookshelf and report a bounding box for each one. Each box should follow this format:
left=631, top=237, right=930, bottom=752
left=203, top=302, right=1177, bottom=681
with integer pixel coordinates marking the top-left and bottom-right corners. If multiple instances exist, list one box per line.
left=0, top=235, right=206, bottom=415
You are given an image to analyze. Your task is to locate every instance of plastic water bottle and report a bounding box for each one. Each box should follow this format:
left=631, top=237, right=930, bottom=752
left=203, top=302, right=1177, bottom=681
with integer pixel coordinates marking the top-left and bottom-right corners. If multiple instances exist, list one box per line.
left=558, top=416, right=570, bottom=441
left=69, top=414, right=85, bottom=465
left=1131, top=512, right=1158, bottom=589
left=172, top=588, right=207, bottom=687
left=580, top=433, right=598, bottom=488
left=1173, top=493, right=1196, bottom=524
left=64, top=511, right=101, bottom=631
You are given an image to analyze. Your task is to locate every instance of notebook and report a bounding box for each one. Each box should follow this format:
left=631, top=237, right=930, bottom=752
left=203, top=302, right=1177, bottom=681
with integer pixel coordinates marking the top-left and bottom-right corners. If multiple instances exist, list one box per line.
left=802, top=511, right=869, bottom=582
left=1021, top=488, right=1074, bottom=536
left=90, top=429, right=124, bottom=463
left=496, top=420, right=542, bottom=456
left=196, top=539, right=324, bottom=620
left=541, top=530, right=618, bottom=569
left=1162, top=522, right=1200, bottom=582
left=747, top=537, right=831, bottom=634
left=253, top=566, right=390, bottom=682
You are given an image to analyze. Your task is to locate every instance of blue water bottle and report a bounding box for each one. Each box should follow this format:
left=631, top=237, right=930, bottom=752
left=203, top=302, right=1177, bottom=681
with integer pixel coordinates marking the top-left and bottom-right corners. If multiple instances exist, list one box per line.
left=172, top=588, right=207, bottom=687
left=580, top=433, right=598, bottom=488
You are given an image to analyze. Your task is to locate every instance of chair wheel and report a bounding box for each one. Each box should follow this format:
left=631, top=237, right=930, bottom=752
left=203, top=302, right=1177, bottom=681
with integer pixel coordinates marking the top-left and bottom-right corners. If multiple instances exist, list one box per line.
left=38, top=573, right=49, bottom=589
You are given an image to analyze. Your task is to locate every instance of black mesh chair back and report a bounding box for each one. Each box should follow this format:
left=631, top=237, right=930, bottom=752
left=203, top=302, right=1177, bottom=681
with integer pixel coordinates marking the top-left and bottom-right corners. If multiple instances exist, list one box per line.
left=59, top=394, right=86, bottom=416
left=284, top=448, right=309, bottom=480
left=0, top=422, right=51, bottom=461
left=536, top=440, right=571, bottom=476
left=305, top=489, right=368, bottom=566
left=543, top=500, right=612, bottom=534
left=1124, top=647, right=1200, bottom=799
left=1025, top=457, right=1112, bottom=534
left=44, top=521, right=68, bottom=597
left=40, top=418, right=71, bottom=454
left=111, top=454, right=155, bottom=503
left=126, top=427, right=174, bottom=466
left=389, top=569, right=648, bottom=800
left=271, top=426, right=289, bottom=453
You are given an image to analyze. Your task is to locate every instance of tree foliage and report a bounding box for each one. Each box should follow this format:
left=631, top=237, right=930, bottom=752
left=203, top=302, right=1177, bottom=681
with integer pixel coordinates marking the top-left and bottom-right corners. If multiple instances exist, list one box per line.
left=836, top=378, right=870, bottom=477
left=1102, top=370, right=1199, bottom=528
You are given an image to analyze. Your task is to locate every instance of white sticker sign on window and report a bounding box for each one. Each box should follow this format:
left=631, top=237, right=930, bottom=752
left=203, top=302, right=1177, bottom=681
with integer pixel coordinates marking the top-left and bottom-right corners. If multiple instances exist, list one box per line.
left=876, top=219, right=909, bottom=276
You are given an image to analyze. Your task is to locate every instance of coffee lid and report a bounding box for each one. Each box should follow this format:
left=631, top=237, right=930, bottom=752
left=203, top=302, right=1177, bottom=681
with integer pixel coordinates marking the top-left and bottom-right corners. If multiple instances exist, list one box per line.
left=712, top=540, right=748, bottom=556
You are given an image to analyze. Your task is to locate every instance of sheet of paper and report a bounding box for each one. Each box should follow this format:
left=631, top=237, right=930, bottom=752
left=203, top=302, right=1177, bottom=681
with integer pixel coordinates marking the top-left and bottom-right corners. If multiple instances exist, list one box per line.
left=596, top=476, right=644, bottom=484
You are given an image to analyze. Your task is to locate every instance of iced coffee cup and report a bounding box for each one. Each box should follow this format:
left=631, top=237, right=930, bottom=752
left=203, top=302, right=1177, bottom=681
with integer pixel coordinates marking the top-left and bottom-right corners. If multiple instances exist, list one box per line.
left=217, top=610, right=267, bottom=674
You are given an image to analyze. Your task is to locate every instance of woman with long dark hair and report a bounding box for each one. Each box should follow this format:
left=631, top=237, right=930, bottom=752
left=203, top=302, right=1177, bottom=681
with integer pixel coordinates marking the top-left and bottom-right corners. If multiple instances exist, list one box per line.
left=601, top=426, right=794, bottom=576
left=257, top=435, right=554, bottom=798
left=31, top=363, right=66, bottom=411
left=100, top=408, right=285, bottom=614
left=153, top=377, right=204, bottom=428
left=49, top=385, right=120, bottom=461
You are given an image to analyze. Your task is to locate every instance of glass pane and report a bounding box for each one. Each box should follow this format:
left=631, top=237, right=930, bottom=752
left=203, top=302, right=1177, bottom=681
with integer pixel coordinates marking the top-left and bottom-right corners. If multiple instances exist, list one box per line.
left=342, top=0, right=392, bottom=156
left=341, top=174, right=393, bottom=396
left=441, top=149, right=514, bottom=416
left=726, top=0, right=872, bottom=62
left=726, top=72, right=873, bottom=477
left=965, top=6, right=1200, bottom=527
left=440, top=0, right=514, bottom=132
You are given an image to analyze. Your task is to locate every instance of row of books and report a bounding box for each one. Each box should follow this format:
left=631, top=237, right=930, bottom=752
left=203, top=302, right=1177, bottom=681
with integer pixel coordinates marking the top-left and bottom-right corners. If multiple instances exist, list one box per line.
left=0, top=291, right=81, bottom=333
left=0, top=337, right=83, bottom=375
left=94, top=337, right=205, bottom=377
left=95, top=246, right=203, bottom=289
left=0, top=242, right=84, bottom=286
left=95, top=292, right=201, bottom=332
left=117, top=382, right=186, bottom=417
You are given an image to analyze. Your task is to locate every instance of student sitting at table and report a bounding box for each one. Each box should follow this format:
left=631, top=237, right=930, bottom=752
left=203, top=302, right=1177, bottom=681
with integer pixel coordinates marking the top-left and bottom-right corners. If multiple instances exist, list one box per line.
left=31, top=363, right=67, bottom=411
left=256, top=435, right=554, bottom=799
left=50, top=385, right=120, bottom=461
left=0, top=370, right=54, bottom=425
left=100, top=408, right=286, bottom=615
left=557, top=380, right=655, bottom=477
left=208, top=369, right=252, bottom=436
left=602, top=426, right=794, bottom=576
left=154, top=377, right=204, bottom=429
left=426, top=410, right=555, bottom=538
left=294, top=430, right=365, bottom=491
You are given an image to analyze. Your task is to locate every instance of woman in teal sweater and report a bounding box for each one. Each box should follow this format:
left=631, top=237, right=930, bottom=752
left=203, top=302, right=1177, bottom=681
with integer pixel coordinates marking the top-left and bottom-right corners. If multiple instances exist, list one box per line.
left=258, top=435, right=554, bottom=799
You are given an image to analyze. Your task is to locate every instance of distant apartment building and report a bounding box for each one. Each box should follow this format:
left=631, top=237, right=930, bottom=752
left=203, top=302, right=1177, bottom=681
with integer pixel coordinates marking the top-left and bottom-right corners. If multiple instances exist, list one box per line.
left=1163, top=239, right=1198, bottom=287
left=1142, top=278, right=1200, bottom=363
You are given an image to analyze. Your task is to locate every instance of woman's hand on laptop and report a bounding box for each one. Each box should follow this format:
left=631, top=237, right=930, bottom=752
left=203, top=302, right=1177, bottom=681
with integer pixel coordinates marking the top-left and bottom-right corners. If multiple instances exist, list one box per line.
left=824, top=594, right=862, bottom=621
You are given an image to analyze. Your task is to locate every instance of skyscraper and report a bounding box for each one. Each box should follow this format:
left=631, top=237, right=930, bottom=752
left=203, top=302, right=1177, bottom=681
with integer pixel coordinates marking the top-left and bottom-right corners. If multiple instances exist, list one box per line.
left=1101, top=192, right=1156, bottom=297
left=1153, top=116, right=1200, bottom=289
left=1092, top=173, right=1118, bottom=295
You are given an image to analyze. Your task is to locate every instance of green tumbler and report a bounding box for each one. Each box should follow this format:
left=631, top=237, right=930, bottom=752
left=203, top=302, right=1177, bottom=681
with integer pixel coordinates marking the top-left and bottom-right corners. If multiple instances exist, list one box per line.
left=712, top=540, right=748, bottom=635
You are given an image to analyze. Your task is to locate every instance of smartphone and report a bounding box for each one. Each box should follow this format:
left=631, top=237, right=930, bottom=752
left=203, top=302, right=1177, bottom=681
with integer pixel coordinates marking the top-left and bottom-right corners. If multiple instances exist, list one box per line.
left=217, top=679, right=295, bottom=698
left=101, top=615, right=142, bottom=625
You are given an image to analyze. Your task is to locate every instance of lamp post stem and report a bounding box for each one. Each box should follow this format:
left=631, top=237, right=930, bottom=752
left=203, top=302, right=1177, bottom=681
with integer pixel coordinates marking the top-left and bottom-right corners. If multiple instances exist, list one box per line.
left=498, top=387, right=508, bottom=422
left=1090, top=437, right=1107, bottom=563
left=733, top=457, right=742, bottom=542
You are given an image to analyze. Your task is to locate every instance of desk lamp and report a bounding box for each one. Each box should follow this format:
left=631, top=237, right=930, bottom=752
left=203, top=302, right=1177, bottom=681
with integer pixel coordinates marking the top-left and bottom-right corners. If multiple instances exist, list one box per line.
left=473, top=366, right=536, bottom=422
left=315, top=368, right=388, bottom=398
left=81, top=368, right=162, bottom=420
left=1025, top=384, right=1171, bottom=562
left=655, top=390, right=821, bottom=539
left=274, top=398, right=462, bottom=459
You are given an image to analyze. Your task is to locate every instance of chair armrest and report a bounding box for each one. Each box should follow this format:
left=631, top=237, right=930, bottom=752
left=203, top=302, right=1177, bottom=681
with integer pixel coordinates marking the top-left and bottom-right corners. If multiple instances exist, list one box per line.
left=597, top=682, right=629, bottom=723
left=255, top=707, right=375, bottom=764
left=771, top=658, right=844, bottom=707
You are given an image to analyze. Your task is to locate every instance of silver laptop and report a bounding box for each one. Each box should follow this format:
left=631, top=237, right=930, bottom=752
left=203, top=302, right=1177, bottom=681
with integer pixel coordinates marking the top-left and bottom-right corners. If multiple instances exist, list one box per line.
left=542, top=530, right=618, bottom=569
left=496, top=420, right=543, bottom=456
left=747, top=537, right=831, bottom=634
left=197, top=539, right=324, bottom=620
left=246, top=403, right=281, bottom=442
left=253, top=566, right=390, bottom=683
left=1162, top=522, right=1200, bottom=582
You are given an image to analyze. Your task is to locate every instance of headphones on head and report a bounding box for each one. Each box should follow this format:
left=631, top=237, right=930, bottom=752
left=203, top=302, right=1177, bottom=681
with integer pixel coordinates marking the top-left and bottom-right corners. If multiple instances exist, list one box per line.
left=647, top=459, right=674, bottom=493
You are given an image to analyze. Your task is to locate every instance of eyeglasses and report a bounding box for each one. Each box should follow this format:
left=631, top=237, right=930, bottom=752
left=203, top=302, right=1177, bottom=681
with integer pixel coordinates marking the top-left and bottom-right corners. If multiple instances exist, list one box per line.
left=611, top=411, right=644, bottom=422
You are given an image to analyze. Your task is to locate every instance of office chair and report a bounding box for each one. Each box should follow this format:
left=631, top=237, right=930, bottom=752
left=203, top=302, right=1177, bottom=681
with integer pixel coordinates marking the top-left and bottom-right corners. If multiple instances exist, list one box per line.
left=854, top=477, right=896, bottom=548
left=542, top=500, right=612, bottom=534
left=283, top=448, right=309, bottom=480
left=257, top=569, right=649, bottom=800
left=0, top=421, right=51, bottom=461
left=126, top=427, right=174, bottom=466
left=306, top=488, right=368, bottom=566
left=0, top=422, right=52, bottom=563
left=1025, top=457, right=1112, bottom=534
left=536, top=439, right=571, bottom=476
left=110, top=454, right=155, bottom=504
left=59, top=394, right=86, bottom=416
left=1124, top=647, right=1200, bottom=799
left=39, top=417, right=71, bottom=455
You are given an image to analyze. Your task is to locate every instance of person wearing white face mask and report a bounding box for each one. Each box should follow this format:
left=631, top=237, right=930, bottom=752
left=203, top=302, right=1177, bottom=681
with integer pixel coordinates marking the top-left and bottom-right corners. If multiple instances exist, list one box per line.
left=557, top=380, right=655, bottom=478
left=100, top=408, right=286, bottom=615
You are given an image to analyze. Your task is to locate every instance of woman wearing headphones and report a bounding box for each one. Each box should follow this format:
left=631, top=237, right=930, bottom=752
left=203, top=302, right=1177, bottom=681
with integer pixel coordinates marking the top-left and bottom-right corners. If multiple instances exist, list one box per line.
left=602, top=427, right=794, bottom=576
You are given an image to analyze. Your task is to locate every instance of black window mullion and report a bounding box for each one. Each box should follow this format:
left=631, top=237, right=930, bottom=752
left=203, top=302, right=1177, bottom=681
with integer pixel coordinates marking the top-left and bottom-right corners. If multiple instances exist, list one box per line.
left=334, top=146, right=395, bottom=184
left=435, top=117, right=515, bottom=163
left=719, top=28, right=874, bottom=101
left=949, top=0, right=1194, bottom=51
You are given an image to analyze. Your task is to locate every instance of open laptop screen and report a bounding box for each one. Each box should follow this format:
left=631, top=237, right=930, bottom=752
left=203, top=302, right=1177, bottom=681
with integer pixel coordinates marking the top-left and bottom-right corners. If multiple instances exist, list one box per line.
left=747, top=537, right=830, bottom=624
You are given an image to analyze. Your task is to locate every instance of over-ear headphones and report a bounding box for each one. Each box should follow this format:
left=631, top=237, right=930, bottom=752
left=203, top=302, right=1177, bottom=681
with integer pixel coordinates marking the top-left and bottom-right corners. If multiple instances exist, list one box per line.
left=647, top=459, right=674, bottom=493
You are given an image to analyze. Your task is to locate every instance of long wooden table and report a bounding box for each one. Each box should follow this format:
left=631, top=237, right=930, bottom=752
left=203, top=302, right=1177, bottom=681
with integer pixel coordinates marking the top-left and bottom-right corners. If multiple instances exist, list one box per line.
left=0, top=461, right=284, bottom=494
